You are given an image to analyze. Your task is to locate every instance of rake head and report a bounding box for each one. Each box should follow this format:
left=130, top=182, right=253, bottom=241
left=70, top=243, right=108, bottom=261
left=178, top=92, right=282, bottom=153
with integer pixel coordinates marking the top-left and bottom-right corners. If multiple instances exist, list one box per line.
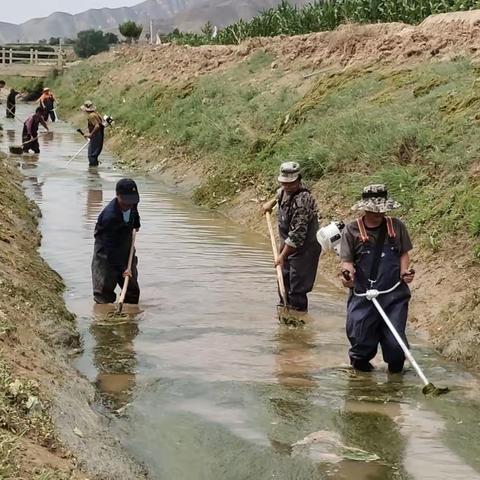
left=9, top=146, right=23, bottom=155
left=422, top=382, right=450, bottom=396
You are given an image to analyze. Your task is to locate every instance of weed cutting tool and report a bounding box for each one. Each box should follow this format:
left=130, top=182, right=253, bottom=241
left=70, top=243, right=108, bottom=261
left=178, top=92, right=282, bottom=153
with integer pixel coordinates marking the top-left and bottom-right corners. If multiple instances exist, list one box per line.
left=6, top=106, right=26, bottom=125
left=9, top=132, right=50, bottom=154
left=344, top=271, right=449, bottom=396
left=66, top=131, right=90, bottom=166
left=116, top=229, right=137, bottom=315
left=266, top=211, right=305, bottom=326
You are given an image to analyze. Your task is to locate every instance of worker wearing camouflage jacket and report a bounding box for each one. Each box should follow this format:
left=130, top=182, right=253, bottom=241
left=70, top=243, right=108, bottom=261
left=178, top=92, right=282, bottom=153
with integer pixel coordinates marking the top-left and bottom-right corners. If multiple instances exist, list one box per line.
left=264, top=162, right=321, bottom=312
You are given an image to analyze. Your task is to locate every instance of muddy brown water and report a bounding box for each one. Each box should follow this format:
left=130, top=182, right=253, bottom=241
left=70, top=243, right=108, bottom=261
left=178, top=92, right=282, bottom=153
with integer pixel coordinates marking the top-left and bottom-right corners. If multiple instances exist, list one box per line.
left=2, top=105, right=480, bottom=479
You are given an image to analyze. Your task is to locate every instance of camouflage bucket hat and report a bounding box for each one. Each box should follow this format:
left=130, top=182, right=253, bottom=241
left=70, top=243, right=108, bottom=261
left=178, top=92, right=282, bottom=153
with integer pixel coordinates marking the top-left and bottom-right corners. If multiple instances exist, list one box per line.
left=278, top=161, right=301, bottom=183
left=352, top=184, right=401, bottom=213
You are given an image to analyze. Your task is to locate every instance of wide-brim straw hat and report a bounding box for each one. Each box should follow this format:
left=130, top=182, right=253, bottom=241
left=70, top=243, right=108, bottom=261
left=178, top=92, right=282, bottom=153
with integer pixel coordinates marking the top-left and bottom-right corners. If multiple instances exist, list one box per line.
left=81, top=101, right=96, bottom=113
left=43, top=87, right=50, bottom=92
left=352, top=184, right=401, bottom=213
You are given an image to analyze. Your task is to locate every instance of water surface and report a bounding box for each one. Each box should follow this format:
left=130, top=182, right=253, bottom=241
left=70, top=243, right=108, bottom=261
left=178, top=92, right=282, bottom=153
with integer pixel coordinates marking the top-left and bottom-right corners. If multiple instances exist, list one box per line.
left=3, top=105, right=480, bottom=480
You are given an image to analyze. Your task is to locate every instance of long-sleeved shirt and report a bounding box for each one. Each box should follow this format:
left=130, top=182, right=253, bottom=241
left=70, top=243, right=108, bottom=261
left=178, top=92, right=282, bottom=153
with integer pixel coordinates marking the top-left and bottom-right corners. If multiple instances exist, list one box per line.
left=24, top=114, right=47, bottom=137
left=93, top=198, right=141, bottom=267
left=277, top=185, right=319, bottom=249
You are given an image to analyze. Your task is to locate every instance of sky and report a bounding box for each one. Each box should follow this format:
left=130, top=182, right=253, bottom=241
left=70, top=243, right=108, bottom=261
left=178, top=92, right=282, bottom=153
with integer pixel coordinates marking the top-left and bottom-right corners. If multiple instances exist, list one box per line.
left=2, top=0, right=142, bottom=24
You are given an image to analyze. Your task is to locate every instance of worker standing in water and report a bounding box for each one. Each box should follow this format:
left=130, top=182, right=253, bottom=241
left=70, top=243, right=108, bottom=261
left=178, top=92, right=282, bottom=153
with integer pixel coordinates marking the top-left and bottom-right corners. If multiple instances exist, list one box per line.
left=263, top=162, right=321, bottom=312
left=92, top=179, right=141, bottom=305
left=22, top=107, right=49, bottom=154
left=340, top=184, right=415, bottom=373
left=39, top=87, right=57, bottom=122
left=81, top=100, right=105, bottom=167
left=0, top=80, right=5, bottom=102
left=6, top=89, right=20, bottom=118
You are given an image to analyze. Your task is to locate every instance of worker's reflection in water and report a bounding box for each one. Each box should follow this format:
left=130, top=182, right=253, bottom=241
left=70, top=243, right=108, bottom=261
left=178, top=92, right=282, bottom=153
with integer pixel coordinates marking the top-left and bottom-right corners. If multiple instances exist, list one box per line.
left=331, top=373, right=409, bottom=480
left=20, top=154, right=43, bottom=201
left=90, top=313, right=139, bottom=410
left=269, top=325, right=409, bottom=479
left=6, top=129, right=16, bottom=144
left=85, top=170, right=103, bottom=224
left=269, top=325, right=318, bottom=454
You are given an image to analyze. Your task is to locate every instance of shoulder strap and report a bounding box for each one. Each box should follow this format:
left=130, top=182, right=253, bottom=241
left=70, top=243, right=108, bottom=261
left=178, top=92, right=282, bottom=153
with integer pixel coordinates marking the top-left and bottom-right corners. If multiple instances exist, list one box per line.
left=368, top=220, right=387, bottom=287
left=357, top=217, right=369, bottom=243
left=386, top=216, right=396, bottom=239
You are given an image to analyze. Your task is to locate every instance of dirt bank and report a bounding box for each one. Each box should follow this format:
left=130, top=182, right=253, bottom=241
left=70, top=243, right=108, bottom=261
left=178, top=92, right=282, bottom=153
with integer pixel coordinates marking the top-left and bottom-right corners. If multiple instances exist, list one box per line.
left=53, top=12, right=479, bottom=369
left=0, top=152, right=146, bottom=478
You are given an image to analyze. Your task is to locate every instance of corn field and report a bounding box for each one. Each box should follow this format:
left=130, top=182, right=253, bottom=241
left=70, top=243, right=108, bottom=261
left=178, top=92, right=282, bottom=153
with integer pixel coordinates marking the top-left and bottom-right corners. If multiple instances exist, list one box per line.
left=167, top=0, right=480, bottom=46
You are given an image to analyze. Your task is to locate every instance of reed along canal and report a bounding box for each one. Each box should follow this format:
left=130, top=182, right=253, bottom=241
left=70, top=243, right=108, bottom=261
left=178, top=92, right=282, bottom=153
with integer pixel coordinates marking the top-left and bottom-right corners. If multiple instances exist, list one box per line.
left=3, top=105, right=480, bottom=480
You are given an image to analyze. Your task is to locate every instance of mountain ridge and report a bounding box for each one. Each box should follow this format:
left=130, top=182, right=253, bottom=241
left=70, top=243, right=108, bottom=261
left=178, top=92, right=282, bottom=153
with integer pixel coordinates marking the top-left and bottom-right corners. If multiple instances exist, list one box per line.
left=0, top=0, right=308, bottom=43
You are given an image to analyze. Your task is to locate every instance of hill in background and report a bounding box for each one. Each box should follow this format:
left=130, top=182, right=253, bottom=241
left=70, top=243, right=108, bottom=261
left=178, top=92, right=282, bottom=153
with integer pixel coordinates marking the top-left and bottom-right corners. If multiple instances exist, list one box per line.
left=0, top=0, right=308, bottom=42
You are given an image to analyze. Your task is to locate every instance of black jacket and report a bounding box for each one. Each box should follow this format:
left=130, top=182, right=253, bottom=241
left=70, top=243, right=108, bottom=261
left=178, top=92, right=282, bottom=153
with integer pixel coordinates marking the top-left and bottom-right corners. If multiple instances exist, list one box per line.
left=93, top=198, right=140, bottom=267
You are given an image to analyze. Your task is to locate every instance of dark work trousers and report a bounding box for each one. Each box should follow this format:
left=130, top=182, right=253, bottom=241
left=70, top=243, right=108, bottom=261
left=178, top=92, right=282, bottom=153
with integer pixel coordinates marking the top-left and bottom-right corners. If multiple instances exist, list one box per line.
left=88, top=128, right=104, bottom=167
left=92, top=250, right=140, bottom=304
left=346, top=238, right=411, bottom=372
left=6, top=102, right=15, bottom=118
left=22, top=126, right=40, bottom=154
left=43, top=109, right=56, bottom=122
left=281, top=243, right=321, bottom=311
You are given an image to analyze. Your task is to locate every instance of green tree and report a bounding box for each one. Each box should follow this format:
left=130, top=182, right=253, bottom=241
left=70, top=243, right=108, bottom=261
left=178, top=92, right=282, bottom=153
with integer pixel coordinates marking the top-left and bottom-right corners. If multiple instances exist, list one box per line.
left=49, top=37, right=60, bottom=45
left=119, top=21, right=143, bottom=44
left=201, top=21, right=214, bottom=37
left=74, top=30, right=110, bottom=58
left=104, top=32, right=119, bottom=44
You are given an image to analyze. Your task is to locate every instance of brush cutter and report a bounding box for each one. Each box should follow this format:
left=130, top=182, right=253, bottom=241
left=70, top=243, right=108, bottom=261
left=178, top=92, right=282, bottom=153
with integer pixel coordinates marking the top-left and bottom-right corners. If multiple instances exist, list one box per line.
left=344, top=271, right=449, bottom=396
left=9, top=132, right=51, bottom=154
left=6, top=106, right=26, bottom=126
left=66, top=130, right=89, bottom=167
left=116, top=229, right=137, bottom=315
left=265, top=211, right=305, bottom=326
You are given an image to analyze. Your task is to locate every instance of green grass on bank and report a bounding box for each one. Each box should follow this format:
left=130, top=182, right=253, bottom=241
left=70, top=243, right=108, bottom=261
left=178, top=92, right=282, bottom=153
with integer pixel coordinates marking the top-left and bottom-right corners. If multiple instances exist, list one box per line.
left=52, top=52, right=480, bottom=258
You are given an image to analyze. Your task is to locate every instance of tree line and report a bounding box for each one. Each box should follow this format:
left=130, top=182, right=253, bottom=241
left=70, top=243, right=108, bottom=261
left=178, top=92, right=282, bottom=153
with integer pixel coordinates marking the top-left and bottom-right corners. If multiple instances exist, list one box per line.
left=67, top=21, right=144, bottom=58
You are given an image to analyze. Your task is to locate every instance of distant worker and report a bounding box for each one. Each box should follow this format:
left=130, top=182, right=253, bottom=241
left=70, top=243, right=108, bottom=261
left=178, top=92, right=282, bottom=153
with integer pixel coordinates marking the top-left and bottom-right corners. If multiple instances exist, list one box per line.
left=340, top=184, right=415, bottom=373
left=92, top=178, right=141, bottom=305
left=81, top=100, right=105, bottom=167
left=6, top=89, right=20, bottom=118
left=39, top=87, right=57, bottom=122
left=22, top=107, right=49, bottom=154
left=0, top=80, right=5, bottom=103
left=263, top=162, right=321, bottom=312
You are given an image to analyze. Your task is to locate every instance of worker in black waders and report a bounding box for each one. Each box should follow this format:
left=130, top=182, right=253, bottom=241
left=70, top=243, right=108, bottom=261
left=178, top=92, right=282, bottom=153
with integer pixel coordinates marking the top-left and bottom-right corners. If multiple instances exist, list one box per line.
left=340, top=184, right=415, bottom=373
left=22, top=107, right=49, bottom=154
left=81, top=100, right=104, bottom=167
left=6, top=89, right=20, bottom=118
left=92, top=178, right=141, bottom=304
left=39, top=87, right=57, bottom=122
left=263, top=162, right=321, bottom=312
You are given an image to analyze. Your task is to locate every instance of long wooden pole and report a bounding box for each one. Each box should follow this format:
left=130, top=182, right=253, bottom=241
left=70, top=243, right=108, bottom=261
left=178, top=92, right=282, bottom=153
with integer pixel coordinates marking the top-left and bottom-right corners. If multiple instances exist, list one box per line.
left=117, top=229, right=137, bottom=313
left=265, top=212, right=287, bottom=305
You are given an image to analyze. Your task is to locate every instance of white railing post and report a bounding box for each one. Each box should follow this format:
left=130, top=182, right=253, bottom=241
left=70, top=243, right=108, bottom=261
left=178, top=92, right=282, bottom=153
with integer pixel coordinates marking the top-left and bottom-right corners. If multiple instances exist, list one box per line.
left=30, top=48, right=33, bottom=64
left=9, top=48, right=13, bottom=64
left=1, top=48, right=4, bottom=64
